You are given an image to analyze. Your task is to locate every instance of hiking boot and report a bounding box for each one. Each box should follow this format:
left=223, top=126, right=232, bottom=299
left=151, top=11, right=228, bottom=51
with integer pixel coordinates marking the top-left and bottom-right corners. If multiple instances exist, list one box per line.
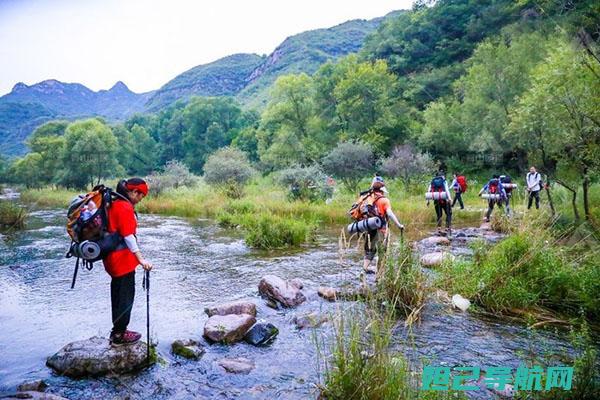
left=110, top=330, right=141, bottom=346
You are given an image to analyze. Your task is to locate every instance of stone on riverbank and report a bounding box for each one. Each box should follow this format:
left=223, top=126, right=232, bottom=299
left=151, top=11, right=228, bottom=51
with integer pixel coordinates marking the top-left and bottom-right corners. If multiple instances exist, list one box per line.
left=258, top=275, right=306, bottom=307
left=244, top=322, right=279, bottom=346
left=46, top=336, right=153, bottom=378
left=420, top=252, right=454, bottom=267
left=17, top=380, right=48, bottom=392
left=317, top=286, right=337, bottom=301
left=293, top=312, right=328, bottom=329
left=218, top=357, right=255, bottom=374
left=171, top=339, right=205, bottom=360
left=204, top=300, right=257, bottom=317
left=203, top=314, right=256, bottom=344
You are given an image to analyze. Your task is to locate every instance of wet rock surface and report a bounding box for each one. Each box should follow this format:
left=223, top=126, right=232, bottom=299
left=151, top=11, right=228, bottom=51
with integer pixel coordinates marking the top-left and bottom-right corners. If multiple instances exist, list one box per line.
left=203, top=314, right=256, bottom=344
left=3, top=392, right=68, bottom=400
left=45, top=336, right=152, bottom=377
left=16, top=380, right=48, bottom=392
left=317, top=286, right=337, bottom=301
left=293, top=312, right=329, bottom=329
left=204, top=300, right=257, bottom=317
left=258, top=275, right=306, bottom=307
left=244, top=322, right=279, bottom=346
left=217, top=357, right=255, bottom=374
left=171, top=339, right=205, bottom=360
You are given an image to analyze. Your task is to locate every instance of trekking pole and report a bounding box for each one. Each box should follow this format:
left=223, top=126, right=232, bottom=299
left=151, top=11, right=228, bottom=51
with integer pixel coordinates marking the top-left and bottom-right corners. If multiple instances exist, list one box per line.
left=143, top=269, right=150, bottom=367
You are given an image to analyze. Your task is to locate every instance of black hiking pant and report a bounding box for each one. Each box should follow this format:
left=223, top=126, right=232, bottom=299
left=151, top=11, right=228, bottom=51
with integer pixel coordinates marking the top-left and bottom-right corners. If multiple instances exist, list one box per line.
left=486, top=200, right=503, bottom=221
left=528, top=190, right=540, bottom=209
left=111, top=271, right=135, bottom=334
left=452, top=191, right=464, bottom=209
left=434, top=201, right=452, bottom=228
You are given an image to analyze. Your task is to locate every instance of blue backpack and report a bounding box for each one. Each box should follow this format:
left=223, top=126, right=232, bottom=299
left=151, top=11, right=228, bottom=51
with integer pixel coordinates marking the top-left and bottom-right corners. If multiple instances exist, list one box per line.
left=431, top=176, right=445, bottom=191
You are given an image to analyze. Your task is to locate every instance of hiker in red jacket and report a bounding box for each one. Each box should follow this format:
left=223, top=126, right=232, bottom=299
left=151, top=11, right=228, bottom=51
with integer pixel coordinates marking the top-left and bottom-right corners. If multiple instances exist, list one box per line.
left=104, top=178, right=153, bottom=346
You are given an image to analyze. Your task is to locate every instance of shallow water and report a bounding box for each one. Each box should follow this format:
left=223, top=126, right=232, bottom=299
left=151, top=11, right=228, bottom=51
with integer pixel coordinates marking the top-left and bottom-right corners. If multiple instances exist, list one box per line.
left=0, top=210, right=582, bottom=399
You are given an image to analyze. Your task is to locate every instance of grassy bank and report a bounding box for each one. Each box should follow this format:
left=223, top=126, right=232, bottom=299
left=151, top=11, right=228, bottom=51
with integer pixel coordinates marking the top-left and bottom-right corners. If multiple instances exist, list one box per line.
left=437, top=217, right=600, bottom=322
left=0, top=200, right=27, bottom=231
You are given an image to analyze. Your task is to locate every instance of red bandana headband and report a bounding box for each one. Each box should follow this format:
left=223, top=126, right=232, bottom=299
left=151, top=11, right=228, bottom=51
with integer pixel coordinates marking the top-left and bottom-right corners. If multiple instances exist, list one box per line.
left=125, top=181, right=149, bottom=196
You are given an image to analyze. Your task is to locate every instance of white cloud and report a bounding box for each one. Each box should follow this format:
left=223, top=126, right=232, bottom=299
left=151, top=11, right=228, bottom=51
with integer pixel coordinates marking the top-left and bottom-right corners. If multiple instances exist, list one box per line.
left=0, top=0, right=413, bottom=95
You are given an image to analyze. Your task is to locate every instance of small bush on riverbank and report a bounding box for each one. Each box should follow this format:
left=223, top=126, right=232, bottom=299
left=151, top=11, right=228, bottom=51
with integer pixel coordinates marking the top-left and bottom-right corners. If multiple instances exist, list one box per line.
left=437, top=221, right=600, bottom=322
left=0, top=200, right=26, bottom=230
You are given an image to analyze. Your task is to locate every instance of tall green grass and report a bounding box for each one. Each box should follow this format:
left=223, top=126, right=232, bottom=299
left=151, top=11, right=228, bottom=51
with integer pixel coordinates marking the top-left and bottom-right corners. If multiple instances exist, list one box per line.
left=0, top=200, right=27, bottom=230
left=437, top=219, right=600, bottom=322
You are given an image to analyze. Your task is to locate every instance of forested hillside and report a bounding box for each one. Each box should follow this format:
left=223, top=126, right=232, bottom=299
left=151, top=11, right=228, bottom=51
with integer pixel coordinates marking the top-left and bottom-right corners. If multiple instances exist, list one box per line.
left=0, top=80, right=152, bottom=155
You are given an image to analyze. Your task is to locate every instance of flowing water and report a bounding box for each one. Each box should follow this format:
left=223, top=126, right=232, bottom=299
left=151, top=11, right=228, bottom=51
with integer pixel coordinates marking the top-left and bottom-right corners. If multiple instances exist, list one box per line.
left=0, top=209, right=581, bottom=399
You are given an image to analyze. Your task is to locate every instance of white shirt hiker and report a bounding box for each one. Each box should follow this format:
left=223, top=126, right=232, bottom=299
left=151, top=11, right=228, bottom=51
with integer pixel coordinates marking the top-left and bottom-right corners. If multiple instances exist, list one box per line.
left=526, top=172, right=542, bottom=191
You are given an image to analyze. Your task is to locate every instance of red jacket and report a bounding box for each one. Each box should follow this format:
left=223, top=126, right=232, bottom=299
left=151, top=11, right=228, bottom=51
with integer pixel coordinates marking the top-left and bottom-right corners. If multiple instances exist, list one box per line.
left=102, top=199, right=139, bottom=277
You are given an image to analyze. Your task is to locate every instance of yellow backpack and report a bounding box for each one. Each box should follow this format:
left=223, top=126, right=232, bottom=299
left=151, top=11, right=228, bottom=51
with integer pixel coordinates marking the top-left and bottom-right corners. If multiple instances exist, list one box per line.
left=348, top=190, right=384, bottom=221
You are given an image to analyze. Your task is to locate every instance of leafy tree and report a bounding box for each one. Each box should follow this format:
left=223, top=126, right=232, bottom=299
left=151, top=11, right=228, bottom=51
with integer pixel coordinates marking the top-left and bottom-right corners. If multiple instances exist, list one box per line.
left=511, top=39, right=600, bottom=219
left=258, top=74, right=323, bottom=169
left=276, top=164, right=333, bottom=202
left=10, top=153, right=44, bottom=188
left=322, top=141, right=374, bottom=192
left=182, top=97, right=247, bottom=173
left=203, top=147, right=255, bottom=198
left=27, top=121, right=68, bottom=185
left=57, top=119, right=121, bottom=189
left=380, top=144, right=435, bottom=187
left=127, top=124, right=158, bottom=175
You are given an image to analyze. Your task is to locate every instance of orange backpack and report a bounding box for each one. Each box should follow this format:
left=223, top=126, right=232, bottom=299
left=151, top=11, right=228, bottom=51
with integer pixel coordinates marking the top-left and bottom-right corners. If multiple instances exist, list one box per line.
left=348, top=190, right=384, bottom=221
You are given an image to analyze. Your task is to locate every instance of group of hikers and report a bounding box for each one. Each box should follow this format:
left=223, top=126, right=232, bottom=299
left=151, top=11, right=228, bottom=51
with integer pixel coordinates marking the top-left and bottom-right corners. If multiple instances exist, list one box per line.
left=65, top=166, right=545, bottom=347
left=350, top=167, right=545, bottom=275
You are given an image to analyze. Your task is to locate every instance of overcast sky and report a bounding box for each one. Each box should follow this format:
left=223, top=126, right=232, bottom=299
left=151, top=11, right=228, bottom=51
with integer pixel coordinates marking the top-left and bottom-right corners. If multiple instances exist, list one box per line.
left=0, top=0, right=413, bottom=96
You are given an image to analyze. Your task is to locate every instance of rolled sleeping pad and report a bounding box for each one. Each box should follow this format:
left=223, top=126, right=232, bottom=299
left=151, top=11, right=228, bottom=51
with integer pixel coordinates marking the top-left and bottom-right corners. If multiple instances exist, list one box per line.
left=347, top=217, right=383, bottom=234
left=503, top=183, right=518, bottom=189
left=481, top=193, right=502, bottom=200
left=425, top=192, right=448, bottom=201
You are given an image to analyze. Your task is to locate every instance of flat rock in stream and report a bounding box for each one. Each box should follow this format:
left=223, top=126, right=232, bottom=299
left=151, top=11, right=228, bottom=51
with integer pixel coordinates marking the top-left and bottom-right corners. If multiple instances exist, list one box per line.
left=4, top=392, right=68, bottom=400
left=217, top=357, right=255, bottom=374
left=204, top=300, right=257, bottom=317
left=203, top=314, right=256, bottom=344
left=244, top=322, right=279, bottom=346
left=258, top=275, right=306, bottom=307
left=171, top=339, right=205, bottom=360
left=45, top=336, right=153, bottom=378
left=420, top=252, right=454, bottom=267
left=419, top=236, right=451, bottom=246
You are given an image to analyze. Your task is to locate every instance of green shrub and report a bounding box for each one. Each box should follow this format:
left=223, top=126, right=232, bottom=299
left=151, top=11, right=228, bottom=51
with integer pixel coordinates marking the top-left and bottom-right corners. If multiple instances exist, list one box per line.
left=203, top=147, right=255, bottom=199
left=276, top=164, right=334, bottom=202
left=145, top=160, right=198, bottom=195
left=241, top=213, right=316, bottom=249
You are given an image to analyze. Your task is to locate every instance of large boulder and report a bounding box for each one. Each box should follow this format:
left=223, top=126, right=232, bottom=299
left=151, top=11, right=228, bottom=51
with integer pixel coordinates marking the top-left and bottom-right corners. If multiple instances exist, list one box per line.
left=217, top=357, right=255, bottom=374
left=46, top=336, right=153, bottom=378
left=204, top=300, right=257, bottom=317
left=171, top=339, right=205, bottom=360
left=203, top=314, right=256, bottom=344
left=244, top=322, right=279, bottom=346
left=258, top=275, right=306, bottom=307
